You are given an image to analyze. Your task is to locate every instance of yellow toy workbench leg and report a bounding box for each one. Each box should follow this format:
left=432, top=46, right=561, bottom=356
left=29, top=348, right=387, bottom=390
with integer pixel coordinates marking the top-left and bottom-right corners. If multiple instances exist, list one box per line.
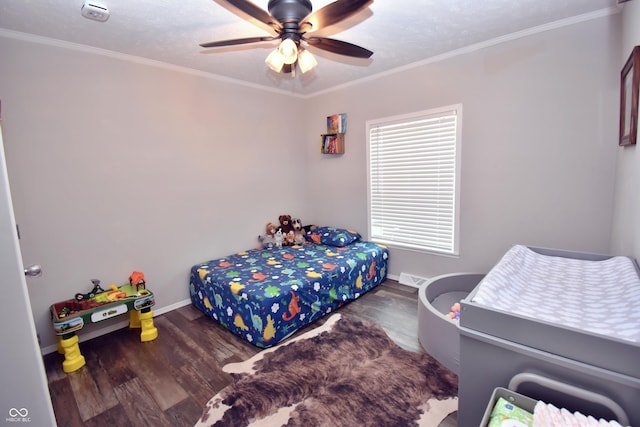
left=58, top=335, right=86, bottom=373
left=130, top=309, right=158, bottom=342
left=139, top=310, right=158, bottom=342
left=129, top=310, right=141, bottom=329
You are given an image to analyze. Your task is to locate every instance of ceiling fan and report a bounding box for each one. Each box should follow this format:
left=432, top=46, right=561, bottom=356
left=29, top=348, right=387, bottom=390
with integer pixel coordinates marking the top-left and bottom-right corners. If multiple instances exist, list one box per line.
left=200, top=0, right=374, bottom=75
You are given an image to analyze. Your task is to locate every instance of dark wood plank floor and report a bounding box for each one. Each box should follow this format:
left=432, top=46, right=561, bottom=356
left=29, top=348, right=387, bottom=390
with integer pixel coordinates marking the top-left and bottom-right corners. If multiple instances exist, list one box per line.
left=43, top=279, right=457, bottom=426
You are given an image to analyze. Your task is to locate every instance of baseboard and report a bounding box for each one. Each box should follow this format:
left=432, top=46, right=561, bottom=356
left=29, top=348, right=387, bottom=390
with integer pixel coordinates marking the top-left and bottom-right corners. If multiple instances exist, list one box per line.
left=154, top=298, right=192, bottom=316
left=41, top=298, right=193, bottom=355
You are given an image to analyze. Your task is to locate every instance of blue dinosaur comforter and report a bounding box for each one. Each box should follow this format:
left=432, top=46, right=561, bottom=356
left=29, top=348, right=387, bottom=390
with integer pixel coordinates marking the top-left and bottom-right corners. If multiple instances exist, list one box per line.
left=189, top=241, right=388, bottom=347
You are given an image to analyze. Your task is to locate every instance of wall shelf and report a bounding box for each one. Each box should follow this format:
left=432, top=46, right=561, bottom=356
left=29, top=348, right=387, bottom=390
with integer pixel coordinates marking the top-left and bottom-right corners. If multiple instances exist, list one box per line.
left=321, top=113, right=347, bottom=154
left=320, top=133, right=345, bottom=154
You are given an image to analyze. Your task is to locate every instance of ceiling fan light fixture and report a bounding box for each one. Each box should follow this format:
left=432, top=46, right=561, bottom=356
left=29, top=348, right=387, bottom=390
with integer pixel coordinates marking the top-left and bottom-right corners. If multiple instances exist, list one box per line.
left=265, top=48, right=285, bottom=72
left=200, top=0, right=374, bottom=78
left=278, top=38, right=298, bottom=65
left=298, top=49, right=317, bottom=73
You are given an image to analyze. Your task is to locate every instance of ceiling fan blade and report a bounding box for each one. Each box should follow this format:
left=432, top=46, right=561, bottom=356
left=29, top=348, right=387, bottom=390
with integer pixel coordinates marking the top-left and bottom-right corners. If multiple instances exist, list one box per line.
left=200, top=36, right=278, bottom=48
left=305, top=37, right=373, bottom=58
left=223, top=0, right=282, bottom=30
left=300, top=0, right=373, bottom=33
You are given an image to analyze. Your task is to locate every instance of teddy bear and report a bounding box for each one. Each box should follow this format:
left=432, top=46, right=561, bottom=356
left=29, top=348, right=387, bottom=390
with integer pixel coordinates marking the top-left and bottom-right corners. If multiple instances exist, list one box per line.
left=279, top=215, right=294, bottom=235
left=258, top=222, right=281, bottom=248
left=265, top=222, right=278, bottom=237
left=278, top=214, right=295, bottom=245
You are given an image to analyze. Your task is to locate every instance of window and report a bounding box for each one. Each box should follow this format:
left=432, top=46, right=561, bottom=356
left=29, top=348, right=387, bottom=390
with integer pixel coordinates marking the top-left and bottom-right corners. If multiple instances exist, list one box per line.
left=366, top=105, right=461, bottom=255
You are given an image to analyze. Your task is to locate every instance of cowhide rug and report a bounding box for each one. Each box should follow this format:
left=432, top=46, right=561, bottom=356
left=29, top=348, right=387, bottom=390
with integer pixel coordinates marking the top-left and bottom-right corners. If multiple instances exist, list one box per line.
left=195, top=314, right=458, bottom=427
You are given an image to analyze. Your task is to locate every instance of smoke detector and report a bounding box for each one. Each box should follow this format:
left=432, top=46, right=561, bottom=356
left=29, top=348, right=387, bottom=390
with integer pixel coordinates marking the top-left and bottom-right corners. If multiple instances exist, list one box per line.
left=81, top=1, right=110, bottom=22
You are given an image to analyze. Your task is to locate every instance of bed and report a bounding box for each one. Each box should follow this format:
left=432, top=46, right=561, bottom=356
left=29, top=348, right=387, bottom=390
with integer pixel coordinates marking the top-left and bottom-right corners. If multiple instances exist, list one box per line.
left=457, top=245, right=640, bottom=427
left=189, top=227, right=388, bottom=348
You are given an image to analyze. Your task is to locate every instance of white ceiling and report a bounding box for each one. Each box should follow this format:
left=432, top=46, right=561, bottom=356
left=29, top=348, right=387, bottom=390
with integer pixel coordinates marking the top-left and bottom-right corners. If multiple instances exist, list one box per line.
left=0, top=0, right=620, bottom=96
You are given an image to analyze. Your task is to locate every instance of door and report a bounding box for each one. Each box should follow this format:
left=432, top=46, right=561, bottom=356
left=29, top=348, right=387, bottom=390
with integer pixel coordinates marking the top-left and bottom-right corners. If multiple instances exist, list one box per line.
left=0, top=103, right=56, bottom=425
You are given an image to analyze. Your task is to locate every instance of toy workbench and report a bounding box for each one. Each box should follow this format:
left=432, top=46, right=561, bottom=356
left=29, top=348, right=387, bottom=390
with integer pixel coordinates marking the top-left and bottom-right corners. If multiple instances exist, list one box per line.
left=49, top=281, right=157, bottom=373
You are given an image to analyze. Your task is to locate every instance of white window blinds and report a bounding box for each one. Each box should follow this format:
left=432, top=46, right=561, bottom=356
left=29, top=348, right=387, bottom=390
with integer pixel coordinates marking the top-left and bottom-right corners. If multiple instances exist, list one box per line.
left=367, top=105, right=461, bottom=255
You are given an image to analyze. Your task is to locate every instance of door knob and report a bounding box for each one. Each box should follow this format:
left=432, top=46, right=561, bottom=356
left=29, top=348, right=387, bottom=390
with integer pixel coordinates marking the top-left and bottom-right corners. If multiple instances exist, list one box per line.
left=24, top=264, right=42, bottom=277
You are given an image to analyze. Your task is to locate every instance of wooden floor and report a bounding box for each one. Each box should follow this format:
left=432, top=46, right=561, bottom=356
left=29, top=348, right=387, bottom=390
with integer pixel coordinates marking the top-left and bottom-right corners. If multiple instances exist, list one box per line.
left=43, top=280, right=457, bottom=426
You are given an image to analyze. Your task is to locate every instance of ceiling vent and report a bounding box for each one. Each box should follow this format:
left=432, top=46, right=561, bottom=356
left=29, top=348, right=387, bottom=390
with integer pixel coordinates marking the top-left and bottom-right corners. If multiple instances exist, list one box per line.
left=81, top=1, right=110, bottom=22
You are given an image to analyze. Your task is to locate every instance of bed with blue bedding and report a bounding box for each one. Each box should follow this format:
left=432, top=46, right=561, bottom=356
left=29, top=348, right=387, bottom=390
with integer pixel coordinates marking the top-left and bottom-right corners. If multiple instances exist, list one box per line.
left=189, top=227, right=389, bottom=347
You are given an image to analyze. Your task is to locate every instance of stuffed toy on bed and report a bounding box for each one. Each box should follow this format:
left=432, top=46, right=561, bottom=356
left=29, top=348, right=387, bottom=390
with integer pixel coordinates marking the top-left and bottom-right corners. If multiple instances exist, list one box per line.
left=274, top=230, right=285, bottom=247
left=258, top=222, right=280, bottom=249
left=285, top=232, right=295, bottom=246
left=279, top=215, right=294, bottom=235
left=278, top=215, right=297, bottom=245
left=265, top=222, right=278, bottom=237
left=291, top=218, right=307, bottom=245
left=258, top=234, right=276, bottom=249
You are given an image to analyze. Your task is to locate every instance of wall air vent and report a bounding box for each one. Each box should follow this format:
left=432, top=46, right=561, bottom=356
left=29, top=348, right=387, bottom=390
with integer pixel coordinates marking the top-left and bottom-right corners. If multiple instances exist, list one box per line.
left=398, top=272, right=430, bottom=288
left=81, top=1, right=110, bottom=22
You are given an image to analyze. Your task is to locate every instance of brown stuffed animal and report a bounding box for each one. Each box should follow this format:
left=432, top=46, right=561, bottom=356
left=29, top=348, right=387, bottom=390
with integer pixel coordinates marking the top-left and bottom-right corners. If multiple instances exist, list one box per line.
left=284, top=232, right=295, bottom=246
left=279, top=215, right=294, bottom=235
left=265, top=222, right=278, bottom=237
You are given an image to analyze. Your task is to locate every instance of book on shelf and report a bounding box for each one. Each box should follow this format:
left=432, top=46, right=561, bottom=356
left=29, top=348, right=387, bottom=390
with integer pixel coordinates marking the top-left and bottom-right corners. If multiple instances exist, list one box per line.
left=328, top=135, right=337, bottom=153
left=326, top=113, right=347, bottom=134
left=320, top=133, right=344, bottom=154
left=321, top=134, right=337, bottom=153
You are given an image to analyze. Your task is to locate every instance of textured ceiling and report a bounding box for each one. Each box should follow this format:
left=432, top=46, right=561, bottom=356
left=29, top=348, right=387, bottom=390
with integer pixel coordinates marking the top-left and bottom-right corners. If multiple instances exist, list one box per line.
left=0, top=0, right=620, bottom=96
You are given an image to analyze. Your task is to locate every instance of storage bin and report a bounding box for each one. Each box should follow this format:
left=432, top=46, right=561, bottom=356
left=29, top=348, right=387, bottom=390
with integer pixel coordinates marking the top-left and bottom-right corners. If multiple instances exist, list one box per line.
left=480, top=387, right=537, bottom=427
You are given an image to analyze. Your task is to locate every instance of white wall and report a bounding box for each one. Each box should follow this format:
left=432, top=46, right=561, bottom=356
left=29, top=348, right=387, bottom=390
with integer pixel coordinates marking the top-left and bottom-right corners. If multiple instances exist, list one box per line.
left=305, top=14, right=621, bottom=278
left=611, top=2, right=640, bottom=260
left=0, top=35, right=308, bottom=351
